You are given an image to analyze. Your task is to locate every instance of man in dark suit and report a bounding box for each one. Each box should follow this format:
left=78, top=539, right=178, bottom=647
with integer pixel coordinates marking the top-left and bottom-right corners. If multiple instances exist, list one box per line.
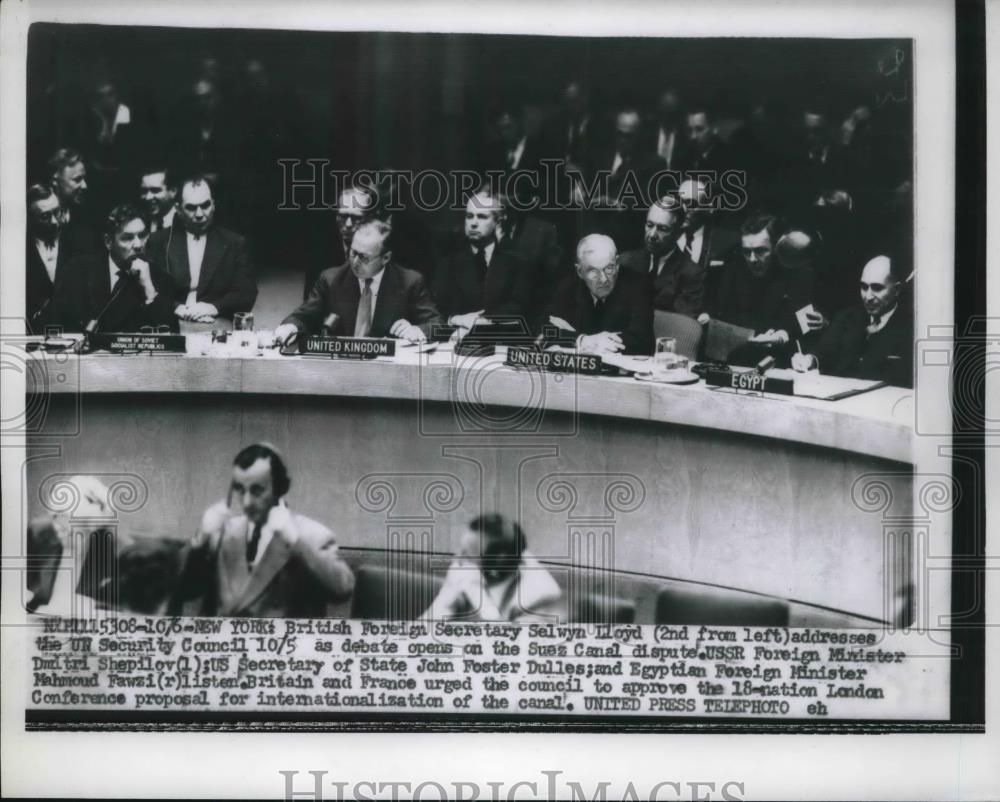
left=619, top=195, right=704, bottom=317
left=545, top=233, right=654, bottom=355
left=433, top=190, right=533, bottom=333
left=146, top=176, right=257, bottom=324
left=48, top=204, right=177, bottom=333
left=47, top=148, right=92, bottom=228
left=678, top=104, right=741, bottom=177
left=485, top=106, right=547, bottom=198
left=651, top=88, right=689, bottom=172
left=792, top=255, right=912, bottom=388
left=545, top=80, right=594, bottom=167
left=175, top=443, right=355, bottom=617
left=276, top=220, right=441, bottom=343
left=676, top=177, right=740, bottom=304
left=301, top=183, right=379, bottom=300
left=26, top=184, right=94, bottom=333
left=139, top=165, right=178, bottom=234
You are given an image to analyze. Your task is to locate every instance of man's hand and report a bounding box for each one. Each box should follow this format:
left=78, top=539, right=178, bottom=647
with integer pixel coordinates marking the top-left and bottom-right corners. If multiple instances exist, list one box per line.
left=390, top=319, right=426, bottom=343
left=449, top=310, right=485, bottom=331
left=578, top=331, right=625, bottom=354
left=749, top=328, right=789, bottom=344
left=265, top=500, right=298, bottom=548
left=697, top=313, right=711, bottom=325
left=187, top=301, right=218, bottom=323
left=130, top=258, right=158, bottom=304
left=803, top=310, right=829, bottom=331
left=194, top=499, right=235, bottom=549
left=274, top=323, right=299, bottom=346
left=791, top=352, right=818, bottom=372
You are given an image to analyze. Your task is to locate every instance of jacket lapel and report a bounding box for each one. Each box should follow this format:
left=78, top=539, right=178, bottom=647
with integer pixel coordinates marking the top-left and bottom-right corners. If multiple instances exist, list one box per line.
left=332, top=266, right=361, bottom=335
left=369, top=263, right=397, bottom=336
left=232, top=525, right=293, bottom=613
left=168, top=228, right=191, bottom=292
left=198, top=229, right=225, bottom=294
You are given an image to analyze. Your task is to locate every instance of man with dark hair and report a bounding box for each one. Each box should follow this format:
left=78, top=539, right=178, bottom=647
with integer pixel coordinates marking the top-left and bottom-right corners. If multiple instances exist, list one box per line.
left=48, top=204, right=176, bottom=333
left=177, top=443, right=355, bottom=617
left=422, top=513, right=562, bottom=623
left=139, top=166, right=178, bottom=233
left=679, top=103, right=739, bottom=175
left=652, top=88, right=689, bottom=171
left=302, top=183, right=380, bottom=300
left=545, top=233, right=655, bottom=355
left=25, top=184, right=93, bottom=332
left=433, top=189, right=533, bottom=334
left=277, top=220, right=441, bottom=343
left=792, top=254, right=912, bottom=387
left=146, top=175, right=257, bottom=324
left=619, top=195, right=704, bottom=316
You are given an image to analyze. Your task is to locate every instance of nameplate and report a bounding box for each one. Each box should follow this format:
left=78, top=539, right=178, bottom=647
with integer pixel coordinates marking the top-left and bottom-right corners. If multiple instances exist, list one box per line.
left=505, top=347, right=603, bottom=375
left=300, top=336, right=396, bottom=359
left=88, top=333, right=186, bottom=353
left=704, top=367, right=794, bottom=396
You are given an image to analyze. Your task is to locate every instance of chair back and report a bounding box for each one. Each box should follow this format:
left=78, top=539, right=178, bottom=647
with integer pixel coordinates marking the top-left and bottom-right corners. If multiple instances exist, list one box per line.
left=653, top=311, right=703, bottom=359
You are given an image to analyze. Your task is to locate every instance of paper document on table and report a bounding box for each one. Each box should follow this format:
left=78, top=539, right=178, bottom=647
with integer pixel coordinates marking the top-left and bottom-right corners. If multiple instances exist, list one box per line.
left=795, top=304, right=818, bottom=335
left=767, top=368, right=887, bottom=400
left=704, top=319, right=754, bottom=361
left=600, top=352, right=655, bottom=373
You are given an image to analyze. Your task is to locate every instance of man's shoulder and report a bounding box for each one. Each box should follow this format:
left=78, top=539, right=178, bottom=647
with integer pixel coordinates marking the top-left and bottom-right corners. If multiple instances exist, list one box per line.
left=619, top=249, right=647, bottom=272
left=386, top=261, right=427, bottom=288
left=292, top=512, right=336, bottom=545
left=211, top=226, right=248, bottom=249
left=316, top=263, right=352, bottom=285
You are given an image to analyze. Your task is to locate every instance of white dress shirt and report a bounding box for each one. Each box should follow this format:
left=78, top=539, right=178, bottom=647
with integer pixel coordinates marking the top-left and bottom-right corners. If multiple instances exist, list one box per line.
left=507, top=137, right=526, bottom=170
left=657, top=126, right=676, bottom=167
left=867, top=303, right=898, bottom=335
left=648, top=252, right=670, bottom=277
left=35, top=238, right=60, bottom=284
left=676, top=226, right=705, bottom=265
left=185, top=231, right=207, bottom=306
left=471, top=240, right=496, bottom=267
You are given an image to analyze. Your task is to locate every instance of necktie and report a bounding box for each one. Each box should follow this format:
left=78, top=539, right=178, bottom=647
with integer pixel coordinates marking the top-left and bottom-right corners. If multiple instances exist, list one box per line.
left=246, top=522, right=263, bottom=567
left=866, top=313, right=882, bottom=335
left=506, top=150, right=516, bottom=169
left=354, top=278, right=373, bottom=337
left=112, top=268, right=129, bottom=294
left=475, top=245, right=489, bottom=276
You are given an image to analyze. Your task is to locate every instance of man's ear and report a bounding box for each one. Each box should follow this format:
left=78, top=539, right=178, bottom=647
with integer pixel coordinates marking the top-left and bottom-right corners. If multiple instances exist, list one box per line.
left=103, top=233, right=113, bottom=251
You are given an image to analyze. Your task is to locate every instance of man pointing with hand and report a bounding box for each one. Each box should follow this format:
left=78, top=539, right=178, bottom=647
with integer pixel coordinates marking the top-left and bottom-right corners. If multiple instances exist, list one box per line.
left=176, top=443, right=354, bottom=617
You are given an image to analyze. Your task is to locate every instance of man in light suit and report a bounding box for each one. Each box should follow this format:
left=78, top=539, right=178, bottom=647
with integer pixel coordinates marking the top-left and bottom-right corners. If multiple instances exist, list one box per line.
left=146, top=175, right=257, bottom=324
left=276, top=221, right=441, bottom=343
left=179, top=443, right=355, bottom=617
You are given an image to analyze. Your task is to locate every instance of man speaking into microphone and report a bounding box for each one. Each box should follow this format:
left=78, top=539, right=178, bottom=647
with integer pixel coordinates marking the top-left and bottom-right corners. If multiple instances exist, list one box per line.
left=49, top=204, right=177, bottom=333
left=276, top=220, right=441, bottom=345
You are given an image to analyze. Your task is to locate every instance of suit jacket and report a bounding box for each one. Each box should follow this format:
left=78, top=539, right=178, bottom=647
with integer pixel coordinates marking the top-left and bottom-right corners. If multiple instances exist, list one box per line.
left=26, top=227, right=96, bottom=333
left=433, top=243, right=534, bottom=325
left=147, top=224, right=257, bottom=317
left=200, top=510, right=354, bottom=618
left=810, top=303, right=913, bottom=388
left=620, top=246, right=705, bottom=317
left=545, top=268, right=655, bottom=355
left=285, top=261, right=442, bottom=337
left=499, top=216, right=566, bottom=326
left=49, top=251, right=178, bottom=333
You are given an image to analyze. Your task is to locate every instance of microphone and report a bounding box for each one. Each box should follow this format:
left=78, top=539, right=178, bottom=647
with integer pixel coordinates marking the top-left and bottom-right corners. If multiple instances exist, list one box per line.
left=84, top=263, right=138, bottom=344
left=755, top=355, right=776, bottom=375
left=322, top=313, right=339, bottom=336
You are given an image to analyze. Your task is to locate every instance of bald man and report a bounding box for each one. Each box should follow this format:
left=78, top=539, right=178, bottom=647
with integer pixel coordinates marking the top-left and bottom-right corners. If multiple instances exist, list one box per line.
left=278, top=220, right=441, bottom=343
left=544, top=234, right=655, bottom=355
left=791, top=255, right=912, bottom=387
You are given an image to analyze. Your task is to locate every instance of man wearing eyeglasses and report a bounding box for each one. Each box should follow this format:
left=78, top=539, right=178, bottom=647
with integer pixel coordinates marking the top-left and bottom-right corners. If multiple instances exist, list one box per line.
left=791, top=254, right=912, bottom=388
left=276, top=220, right=441, bottom=344
left=543, top=233, right=655, bottom=355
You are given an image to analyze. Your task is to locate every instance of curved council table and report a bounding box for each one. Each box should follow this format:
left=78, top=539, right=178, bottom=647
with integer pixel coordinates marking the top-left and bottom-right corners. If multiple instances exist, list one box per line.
left=27, top=344, right=914, bottom=623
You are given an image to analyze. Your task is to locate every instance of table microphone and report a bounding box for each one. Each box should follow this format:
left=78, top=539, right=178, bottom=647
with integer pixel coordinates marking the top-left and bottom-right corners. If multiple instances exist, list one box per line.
left=322, top=313, right=339, bottom=336
left=755, top=355, right=776, bottom=375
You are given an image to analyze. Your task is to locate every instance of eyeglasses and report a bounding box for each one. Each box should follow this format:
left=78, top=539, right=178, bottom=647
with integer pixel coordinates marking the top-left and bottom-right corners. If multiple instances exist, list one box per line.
left=350, top=248, right=383, bottom=264
left=139, top=325, right=171, bottom=334
left=582, top=265, right=619, bottom=281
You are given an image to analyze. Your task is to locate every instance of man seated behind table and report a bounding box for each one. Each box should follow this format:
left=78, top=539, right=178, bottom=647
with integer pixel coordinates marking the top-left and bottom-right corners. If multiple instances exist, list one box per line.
left=698, top=212, right=816, bottom=362
left=146, top=175, right=257, bottom=324
left=48, top=204, right=177, bottom=333
left=422, top=513, right=563, bottom=623
left=619, top=194, right=704, bottom=317
left=276, top=220, right=441, bottom=344
left=791, top=254, right=913, bottom=388
left=544, top=233, right=655, bottom=355
left=432, top=190, right=533, bottom=335
left=174, top=443, right=355, bottom=617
